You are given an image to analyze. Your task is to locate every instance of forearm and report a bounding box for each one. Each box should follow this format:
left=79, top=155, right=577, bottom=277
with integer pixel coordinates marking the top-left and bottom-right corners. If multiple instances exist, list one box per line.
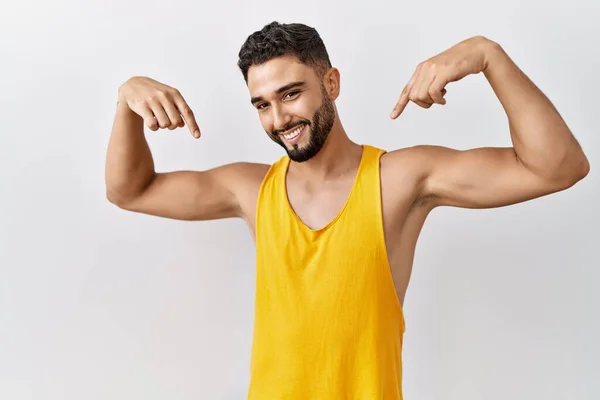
left=105, top=101, right=156, bottom=203
left=481, top=39, right=589, bottom=182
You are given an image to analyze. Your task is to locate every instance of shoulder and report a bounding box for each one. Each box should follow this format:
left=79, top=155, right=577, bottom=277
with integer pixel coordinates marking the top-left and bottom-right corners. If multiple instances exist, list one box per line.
left=379, top=145, right=456, bottom=207
left=380, top=144, right=460, bottom=179
left=231, top=161, right=272, bottom=179
left=225, top=161, right=275, bottom=226
left=381, top=144, right=453, bottom=167
left=226, top=161, right=272, bottom=194
left=380, top=145, right=435, bottom=179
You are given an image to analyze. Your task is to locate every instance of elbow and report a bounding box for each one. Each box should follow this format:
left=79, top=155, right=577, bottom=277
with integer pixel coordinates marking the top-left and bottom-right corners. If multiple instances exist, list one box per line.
left=570, top=152, right=590, bottom=184
left=106, top=174, right=155, bottom=209
left=106, top=186, right=138, bottom=210
left=552, top=153, right=590, bottom=190
left=106, top=188, right=127, bottom=208
left=579, top=156, right=591, bottom=181
left=582, top=151, right=591, bottom=174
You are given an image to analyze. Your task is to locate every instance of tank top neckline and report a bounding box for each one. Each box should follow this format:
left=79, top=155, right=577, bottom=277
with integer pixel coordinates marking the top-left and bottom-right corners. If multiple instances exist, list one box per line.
left=281, top=145, right=368, bottom=233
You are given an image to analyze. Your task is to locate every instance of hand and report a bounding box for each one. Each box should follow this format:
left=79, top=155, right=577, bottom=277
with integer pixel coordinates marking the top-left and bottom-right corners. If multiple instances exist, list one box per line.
left=118, top=77, right=201, bottom=138
left=390, top=36, right=492, bottom=119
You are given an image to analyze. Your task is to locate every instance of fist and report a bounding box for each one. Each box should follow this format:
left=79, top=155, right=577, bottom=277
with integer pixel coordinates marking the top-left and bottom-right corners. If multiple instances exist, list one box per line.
left=118, top=77, right=201, bottom=138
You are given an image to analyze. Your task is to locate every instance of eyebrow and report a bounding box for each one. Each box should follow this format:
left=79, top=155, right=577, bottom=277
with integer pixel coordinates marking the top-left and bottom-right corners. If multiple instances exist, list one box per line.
left=250, top=81, right=308, bottom=105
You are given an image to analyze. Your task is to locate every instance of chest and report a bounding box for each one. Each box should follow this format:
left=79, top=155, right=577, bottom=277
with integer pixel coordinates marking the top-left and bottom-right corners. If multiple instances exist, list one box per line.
left=285, top=176, right=356, bottom=231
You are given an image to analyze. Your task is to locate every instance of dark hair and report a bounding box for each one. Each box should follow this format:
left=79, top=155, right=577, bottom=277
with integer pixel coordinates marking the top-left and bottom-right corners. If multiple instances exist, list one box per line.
left=237, top=22, right=332, bottom=83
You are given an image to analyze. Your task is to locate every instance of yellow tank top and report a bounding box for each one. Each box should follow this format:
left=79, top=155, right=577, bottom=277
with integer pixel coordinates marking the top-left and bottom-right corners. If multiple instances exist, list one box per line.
left=248, top=144, right=406, bottom=399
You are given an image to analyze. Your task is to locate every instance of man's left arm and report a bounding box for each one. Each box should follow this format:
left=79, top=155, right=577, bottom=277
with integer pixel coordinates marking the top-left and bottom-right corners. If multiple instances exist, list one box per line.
left=389, top=36, right=590, bottom=209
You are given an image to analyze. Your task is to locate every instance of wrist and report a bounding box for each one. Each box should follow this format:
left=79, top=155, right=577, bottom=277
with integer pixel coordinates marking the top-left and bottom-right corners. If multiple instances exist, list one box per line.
left=116, top=84, right=135, bottom=113
left=115, top=94, right=138, bottom=121
left=479, top=37, right=504, bottom=73
left=116, top=97, right=130, bottom=111
left=117, top=83, right=128, bottom=105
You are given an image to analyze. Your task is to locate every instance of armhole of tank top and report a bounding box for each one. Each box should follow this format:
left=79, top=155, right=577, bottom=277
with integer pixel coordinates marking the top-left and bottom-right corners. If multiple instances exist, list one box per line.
left=254, top=158, right=283, bottom=241
left=375, top=149, right=406, bottom=333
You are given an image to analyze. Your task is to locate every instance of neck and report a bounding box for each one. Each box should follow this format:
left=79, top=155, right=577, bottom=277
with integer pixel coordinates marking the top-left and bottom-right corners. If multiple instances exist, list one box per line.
left=287, top=117, right=362, bottom=181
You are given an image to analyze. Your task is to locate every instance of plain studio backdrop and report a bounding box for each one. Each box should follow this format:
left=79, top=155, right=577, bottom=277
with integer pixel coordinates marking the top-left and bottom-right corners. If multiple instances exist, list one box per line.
left=1, top=0, right=598, bottom=399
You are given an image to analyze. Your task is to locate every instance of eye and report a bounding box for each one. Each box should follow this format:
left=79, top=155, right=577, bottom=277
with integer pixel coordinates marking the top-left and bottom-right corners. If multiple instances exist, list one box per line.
left=257, top=103, right=269, bottom=110
left=284, top=91, right=300, bottom=99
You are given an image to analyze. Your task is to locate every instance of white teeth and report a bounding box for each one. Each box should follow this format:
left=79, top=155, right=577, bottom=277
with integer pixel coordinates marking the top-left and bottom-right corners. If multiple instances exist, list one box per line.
left=283, top=125, right=304, bottom=140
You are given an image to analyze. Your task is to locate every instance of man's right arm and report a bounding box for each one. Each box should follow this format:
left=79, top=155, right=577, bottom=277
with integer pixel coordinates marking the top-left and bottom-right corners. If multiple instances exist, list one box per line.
left=105, top=77, right=268, bottom=222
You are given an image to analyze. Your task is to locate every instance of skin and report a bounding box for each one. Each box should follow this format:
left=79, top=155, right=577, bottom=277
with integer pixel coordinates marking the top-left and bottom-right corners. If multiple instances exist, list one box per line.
left=106, top=35, right=590, bottom=308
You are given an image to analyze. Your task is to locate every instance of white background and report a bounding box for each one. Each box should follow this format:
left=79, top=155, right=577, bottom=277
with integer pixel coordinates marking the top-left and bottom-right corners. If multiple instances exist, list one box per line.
left=1, top=0, right=598, bottom=399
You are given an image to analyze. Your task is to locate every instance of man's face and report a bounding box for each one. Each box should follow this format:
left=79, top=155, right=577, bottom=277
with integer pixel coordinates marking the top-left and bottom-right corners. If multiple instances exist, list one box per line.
left=247, top=56, right=336, bottom=162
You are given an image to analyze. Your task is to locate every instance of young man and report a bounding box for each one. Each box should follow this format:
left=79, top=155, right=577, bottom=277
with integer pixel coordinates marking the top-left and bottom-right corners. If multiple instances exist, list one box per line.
left=105, top=22, right=589, bottom=399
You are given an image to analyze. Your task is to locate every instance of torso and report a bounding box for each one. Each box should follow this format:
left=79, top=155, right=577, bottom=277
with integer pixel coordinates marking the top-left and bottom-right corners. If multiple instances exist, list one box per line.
left=238, top=146, right=432, bottom=308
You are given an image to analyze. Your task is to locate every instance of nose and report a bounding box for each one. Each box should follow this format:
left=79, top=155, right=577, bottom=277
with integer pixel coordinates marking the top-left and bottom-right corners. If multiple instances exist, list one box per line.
left=272, top=105, right=292, bottom=134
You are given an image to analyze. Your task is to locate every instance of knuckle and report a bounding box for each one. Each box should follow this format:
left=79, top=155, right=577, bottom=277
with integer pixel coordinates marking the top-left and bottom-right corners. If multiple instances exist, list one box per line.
left=182, top=106, right=193, bottom=116
left=156, top=90, right=168, bottom=100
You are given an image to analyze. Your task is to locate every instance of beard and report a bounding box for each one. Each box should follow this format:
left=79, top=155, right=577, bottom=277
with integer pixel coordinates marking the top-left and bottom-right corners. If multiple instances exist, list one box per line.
left=266, top=92, right=336, bottom=163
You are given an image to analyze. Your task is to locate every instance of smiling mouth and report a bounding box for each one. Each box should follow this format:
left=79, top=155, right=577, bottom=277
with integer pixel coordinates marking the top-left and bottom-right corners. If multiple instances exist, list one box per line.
left=280, top=124, right=305, bottom=142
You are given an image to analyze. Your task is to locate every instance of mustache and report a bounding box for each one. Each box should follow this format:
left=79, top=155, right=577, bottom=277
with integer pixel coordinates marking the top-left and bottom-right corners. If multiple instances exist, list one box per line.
left=272, top=120, right=310, bottom=136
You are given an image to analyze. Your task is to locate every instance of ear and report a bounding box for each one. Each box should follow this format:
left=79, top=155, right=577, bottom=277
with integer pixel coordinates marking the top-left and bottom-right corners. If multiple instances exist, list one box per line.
left=323, top=67, right=341, bottom=100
